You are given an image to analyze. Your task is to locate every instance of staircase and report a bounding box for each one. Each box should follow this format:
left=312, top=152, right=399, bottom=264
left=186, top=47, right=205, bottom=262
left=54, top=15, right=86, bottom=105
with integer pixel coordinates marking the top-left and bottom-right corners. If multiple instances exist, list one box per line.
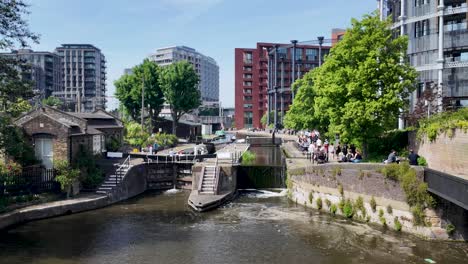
left=96, top=156, right=131, bottom=195
left=199, top=165, right=217, bottom=194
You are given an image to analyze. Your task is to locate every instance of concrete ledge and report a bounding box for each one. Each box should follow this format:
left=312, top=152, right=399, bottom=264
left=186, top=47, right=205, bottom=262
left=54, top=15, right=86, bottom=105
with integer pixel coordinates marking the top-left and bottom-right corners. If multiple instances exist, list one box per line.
left=0, top=195, right=109, bottom=230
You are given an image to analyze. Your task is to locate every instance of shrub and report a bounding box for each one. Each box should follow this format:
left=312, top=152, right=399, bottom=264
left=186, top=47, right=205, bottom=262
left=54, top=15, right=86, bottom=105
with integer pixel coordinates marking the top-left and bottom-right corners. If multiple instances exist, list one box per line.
left=394, top=217, right=402, bottom=231
left=106, top=136, right=122, bottom=152
left=387, top=205, right=393, bottom=214
left=381, top=163, right=400, bottom=181
left=54, top=160, right=80, bottom=198
left=241, top=150, right=256, bottom=165
left=343, top=200, right=354, bottom=218
left=400, top=168, right=434, bottom=208
left=370, top=196, right=377, bottom=212
left=417, top=156, right=428, bottom=166
left=316, top=197, right=323, bottom=210
left=325, top=199, right=331, bottom=208
left=359, top=170, right=364, bottom=180
left=411, top=205, right=426, bottom=226
left=380, top=216, right=387, bottom=226
left=417, top=108, right=468, bottom=142
left=330, top=204, right=337, bottom=215
left=338, top=199, right=345, bottom=213
left=125, top=122, right=149, bottom=148
left=379, top=208, right=384, bottom=218
left=446, top=224, right=456, bottom=236
left=308, top=192, right=313, bottom=204
left=73, top=145, right=103, bottom=189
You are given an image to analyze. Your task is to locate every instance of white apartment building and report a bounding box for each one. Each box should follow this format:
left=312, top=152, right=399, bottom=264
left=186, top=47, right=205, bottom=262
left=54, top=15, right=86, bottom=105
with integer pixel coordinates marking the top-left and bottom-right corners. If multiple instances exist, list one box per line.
left=149, top=46, right=219, bottom=103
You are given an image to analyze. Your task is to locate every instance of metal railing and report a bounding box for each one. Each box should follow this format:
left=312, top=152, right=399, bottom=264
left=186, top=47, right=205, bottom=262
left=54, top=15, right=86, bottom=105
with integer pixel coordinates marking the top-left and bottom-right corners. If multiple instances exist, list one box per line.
left=115, top=155, right=131, bottom=185
left=197, top=166, right=205, bottom=194
left=424, top=168, right=468, bottom=210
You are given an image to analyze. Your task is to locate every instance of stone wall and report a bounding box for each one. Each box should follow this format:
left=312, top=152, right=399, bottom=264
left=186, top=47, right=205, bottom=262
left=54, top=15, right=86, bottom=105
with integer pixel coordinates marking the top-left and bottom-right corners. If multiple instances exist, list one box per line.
left=287, top=163, right=451, bottom=240
left=409, top=129, right=468, bottom=179
left=21, top=114, right=70, bottom=162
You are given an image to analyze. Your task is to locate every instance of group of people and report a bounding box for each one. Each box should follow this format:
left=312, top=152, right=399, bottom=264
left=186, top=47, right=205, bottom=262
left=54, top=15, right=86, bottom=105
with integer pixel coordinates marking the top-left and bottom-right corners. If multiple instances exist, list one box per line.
left=297, top=131, right=363, bottom=163
left=384, top=149, right=420, bottom=165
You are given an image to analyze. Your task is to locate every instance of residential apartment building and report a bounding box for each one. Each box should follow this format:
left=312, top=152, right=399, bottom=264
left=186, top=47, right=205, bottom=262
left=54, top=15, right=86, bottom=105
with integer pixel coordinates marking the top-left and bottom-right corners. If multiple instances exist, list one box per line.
left=234, top=43, right=331, bottom=129
left=380, top=0, right=468, bottom=112
left=53, top=44, right=107, bottom=112
left=0, top=49, right=62, bottom=100
left=149, top=46, right=219, bottom=103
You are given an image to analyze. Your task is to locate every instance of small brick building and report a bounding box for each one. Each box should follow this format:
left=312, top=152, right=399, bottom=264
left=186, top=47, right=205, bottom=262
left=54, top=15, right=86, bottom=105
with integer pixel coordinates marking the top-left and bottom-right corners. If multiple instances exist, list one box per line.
left=14, top=106, right=123, bottom=169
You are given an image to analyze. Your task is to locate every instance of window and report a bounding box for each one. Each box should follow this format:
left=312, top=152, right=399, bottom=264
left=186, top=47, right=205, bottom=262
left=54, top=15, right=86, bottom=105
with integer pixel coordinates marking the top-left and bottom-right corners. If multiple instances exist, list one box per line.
left=243, top=52, right=253, bottom=63
left=244, top=96, right=253, bottom=101
left=243, top=104, right=253, bottom=109
left=295, top=48, right=303, bottom=60
left=243, top=81, right=252, bottom=86
left=243, top=66, right=252, bottom=71
left=306, top=49, right=318, bottom=61
left=244, top=88, right=252, bottom=94
left=244, top=112, right=253, bottom=128
left=243, top=73, right=252, bottom=79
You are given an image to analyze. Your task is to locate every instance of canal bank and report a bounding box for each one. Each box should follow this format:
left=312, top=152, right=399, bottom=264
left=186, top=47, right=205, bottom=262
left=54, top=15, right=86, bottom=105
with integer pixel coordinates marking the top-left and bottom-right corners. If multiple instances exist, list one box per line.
left=282, top=142, right=466, bottom=241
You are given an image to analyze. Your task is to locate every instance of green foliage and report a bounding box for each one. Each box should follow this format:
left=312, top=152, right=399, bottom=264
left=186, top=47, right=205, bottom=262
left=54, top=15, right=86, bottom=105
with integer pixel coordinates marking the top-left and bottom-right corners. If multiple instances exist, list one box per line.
left=338, top=199, right=345, bottom=213
left=54, top=160, right=80, bottom=197
left=387, top=205, right=393, bottom=214
left=146, top=133, right=178, bottom=148
left=367, top=130, right=409, bottom=162
left=381, top=163, right=401, bottom=181
left=308, top=192, right=314, bottom=204
left=241, top=150, right=256, bottom=165
left=330, top=204, right=337, bottom=215
left=73, top=145, right=103, bottom=189
left=411, top=205, right=425, bottom=226
left=417, top=156, right=428, bottom=166
left=417, top=108, right=468, bottom=142
left=284, top=13, right=417, bottom=151
left=261, top=111, right=283, bottom=128
left=343, top=199, right=354, bottom=218
left=355, top=196, right=365, bottom=213
left=0, top=126, right=38, bottom=166
left=370, top=196, right=377, bottom=212
left=400, top=167, right=434, bottom=208
left=316, top=197, right=323, bottom=210
left=125, top=122, right=149, bottom=148
left=160, top=61, right=201, bottom=134
left=115, top=59, right=165, bottom=132
left=106, top=136, right=122, bottom=152
left=379, top=208, right=384, bottom=218
left=325, top=199, right=331, bottom=208
left=41, top=96, right=62, bottom=107
left=380, top=216, right=387, bottom=226
left=446, top=224, right=456, bottom=236
left=288, top=167, right=305, bottom=176
left=394, top=217, right=402, bottom=231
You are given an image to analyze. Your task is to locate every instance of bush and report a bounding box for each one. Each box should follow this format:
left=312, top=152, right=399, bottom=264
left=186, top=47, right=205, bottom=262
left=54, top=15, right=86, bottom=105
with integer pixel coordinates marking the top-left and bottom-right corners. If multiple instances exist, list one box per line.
left=325, top=199, right=331, bottom=208
left=379, top=208, right=384, bottom=218
left=73, top=145, right=104, bottom=189
left=316, top=197, right=323, bottom=210
left=387, top=205, right=393, bottom=214
left=381, top=163, right=401, bottom=181
left=355, top=196, right=364, bottom=212
left=330, top=204, right=337, bottom=215
left=338, top=199, right=345, bottom=213
left=417, top=156, right=428, bottom=166
left=106, top=136, right=122, bottom=152
left=446, top=224, right=456, bottom=236
left=411, top=205, right=426, bottom=226
left=394, top=217, right=402, bottom=231
left=338, top=184, right=344, bottom=196
left=343, top=200, right=354, bottom=218
left=125, top=122, right=149, bottom=148
left=54, top=160, right=80, bottom=198
left=308, top=192, right=313, bottom=204
left=241, top=150, right=256, bottom=165
left=146, top=133, right=179, bottom=149
left=370, top=196, right=377, bottom=212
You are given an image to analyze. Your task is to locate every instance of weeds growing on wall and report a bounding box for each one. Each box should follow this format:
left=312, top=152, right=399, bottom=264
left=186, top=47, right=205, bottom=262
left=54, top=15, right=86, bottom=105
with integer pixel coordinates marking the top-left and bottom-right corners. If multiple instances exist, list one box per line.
left=330, top=204, right=337, bottom=215
left=316, top=197, right=323, bottom=210
left=370, top=196, right=377, bottom=212
left=417, top=108, right=468, bottom=142
left=343, top=199, right=354, bottom=218
left=394, top=217, right=402, bottom=231
left=241, top=150, right=256, bottom=165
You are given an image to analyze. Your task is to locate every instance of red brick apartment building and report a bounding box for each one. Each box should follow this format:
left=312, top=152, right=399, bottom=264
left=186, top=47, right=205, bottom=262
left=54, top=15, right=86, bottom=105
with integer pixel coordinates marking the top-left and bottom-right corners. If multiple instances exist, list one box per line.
left=235, top=42, right=332, bottom=129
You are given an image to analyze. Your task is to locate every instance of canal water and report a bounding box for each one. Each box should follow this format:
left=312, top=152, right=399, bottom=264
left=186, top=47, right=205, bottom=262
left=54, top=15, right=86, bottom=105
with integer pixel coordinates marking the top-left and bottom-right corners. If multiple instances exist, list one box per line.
left=0, top=190, right=466, bottom=264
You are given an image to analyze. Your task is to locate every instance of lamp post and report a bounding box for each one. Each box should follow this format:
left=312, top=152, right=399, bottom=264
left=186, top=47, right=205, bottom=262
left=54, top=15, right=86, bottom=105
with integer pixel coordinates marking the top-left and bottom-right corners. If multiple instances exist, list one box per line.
left=297, top=58, right=302, bottom=79
left=291, top=40, right=298, bottom=100
left=280, top=56, right=285, bottom=125
left=273, top=45, right=279, bottom=130
left=318, top=36, right=324, bottom=67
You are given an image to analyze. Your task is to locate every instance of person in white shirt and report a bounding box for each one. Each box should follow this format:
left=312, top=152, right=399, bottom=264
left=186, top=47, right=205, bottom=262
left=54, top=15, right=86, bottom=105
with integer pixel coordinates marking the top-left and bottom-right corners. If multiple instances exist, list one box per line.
left=316, top=138, right=323, bottom=147
left=329, top=144, right=335, bottom=160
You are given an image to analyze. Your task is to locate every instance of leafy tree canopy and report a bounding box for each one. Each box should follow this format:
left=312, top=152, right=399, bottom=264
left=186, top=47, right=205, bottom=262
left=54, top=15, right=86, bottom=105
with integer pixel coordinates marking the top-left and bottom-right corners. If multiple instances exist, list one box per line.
left=160, top=61, right=201, bottom=134
left=115, top=59, right=164, bottom=132
left=41, top=96, right=62, bottom=107
left=285, top=12, right=417, bottom=153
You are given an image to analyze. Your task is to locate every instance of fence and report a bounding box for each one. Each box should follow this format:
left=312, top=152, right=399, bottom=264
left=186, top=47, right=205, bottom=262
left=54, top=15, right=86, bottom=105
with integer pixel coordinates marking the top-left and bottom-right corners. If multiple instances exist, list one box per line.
left=424, top=168, right=468, bottom=211
left=0, top=168, right=59, bottom=197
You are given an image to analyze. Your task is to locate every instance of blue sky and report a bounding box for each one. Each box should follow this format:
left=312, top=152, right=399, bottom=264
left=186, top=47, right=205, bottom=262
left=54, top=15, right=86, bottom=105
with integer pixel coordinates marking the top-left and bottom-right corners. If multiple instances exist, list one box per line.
left=27, top=0, right=377, bottom=109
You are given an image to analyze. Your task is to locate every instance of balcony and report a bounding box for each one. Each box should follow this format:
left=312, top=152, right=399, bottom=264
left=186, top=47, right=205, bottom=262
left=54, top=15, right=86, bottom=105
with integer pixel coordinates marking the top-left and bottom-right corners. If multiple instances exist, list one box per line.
left=445, top=60, right=468, bottom=68
left=444, top=4, right=468, bottom=16
left=444, top=29, right=468, bottom=49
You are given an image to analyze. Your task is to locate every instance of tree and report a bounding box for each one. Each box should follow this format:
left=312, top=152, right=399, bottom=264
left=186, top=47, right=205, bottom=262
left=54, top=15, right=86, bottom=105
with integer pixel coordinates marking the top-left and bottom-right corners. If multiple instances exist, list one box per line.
left=124, top=122, right=149, bottom=149
left=115, top=59, right=164, bottom=132
left=160, top=61, right=201, bottom=134
left=261, top=111, right=283, bottom=128
left=0, top=1, right=39, bottom=160
left=41, top=96, right=63, bottom=107
left=285, top=12, right=417, bottom=156
left=405, top=83, right=441, bottom=127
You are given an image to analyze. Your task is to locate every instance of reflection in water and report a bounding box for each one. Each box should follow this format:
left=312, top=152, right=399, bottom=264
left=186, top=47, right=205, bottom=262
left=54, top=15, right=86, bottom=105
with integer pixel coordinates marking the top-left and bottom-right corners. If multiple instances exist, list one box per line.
left=248, top=146, right=284, bottom=166
left=0, top=190, right=466, bottom=264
